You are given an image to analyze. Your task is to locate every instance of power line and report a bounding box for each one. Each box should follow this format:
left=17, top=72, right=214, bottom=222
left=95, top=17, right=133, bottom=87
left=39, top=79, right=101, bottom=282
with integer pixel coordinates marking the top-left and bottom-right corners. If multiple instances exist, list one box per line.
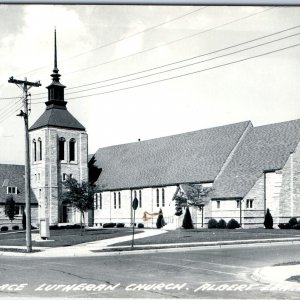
left=30, top=30, right=300, bottom=100
left=0, top=101, right=23, bottom=124
left=30, top=7, right=279, bottom=99
left=15, top=7, right=206, bottom=78
left=0, top=98, right=22, bottom=119
left=31, top=42, right=300, bottom=103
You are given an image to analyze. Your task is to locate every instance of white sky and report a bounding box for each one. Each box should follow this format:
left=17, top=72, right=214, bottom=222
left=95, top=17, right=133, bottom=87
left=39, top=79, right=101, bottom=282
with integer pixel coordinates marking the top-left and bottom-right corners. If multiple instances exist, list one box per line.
left=0, top=5, right=299, bottom=164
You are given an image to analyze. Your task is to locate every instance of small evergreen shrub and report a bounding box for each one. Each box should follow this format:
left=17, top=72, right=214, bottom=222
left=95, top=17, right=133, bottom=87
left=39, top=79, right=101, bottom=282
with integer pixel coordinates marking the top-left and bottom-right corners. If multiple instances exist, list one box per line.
left=217, top=219, right=227, bottom=229
left=12, top=225, right=19, bottom=230
left=278, top=223, right=291, bottom=229
left=182, top=207, right=194, bottom=229
left=227, top=219, right=240, bottom=229
left=103, top=223, right=116, bottom=228
left=1, top=226, right=8, bottom=232
left=208, top=218, right=218, bottom=229
left=138, top=223, right=144, bottom=228
left=292, top=221, right=300, bottom=230
left=116, top=223, right=125, bottom=228
left=289, top=217, right=298, bottom=227
left=264, top=209, right=273, bottom=229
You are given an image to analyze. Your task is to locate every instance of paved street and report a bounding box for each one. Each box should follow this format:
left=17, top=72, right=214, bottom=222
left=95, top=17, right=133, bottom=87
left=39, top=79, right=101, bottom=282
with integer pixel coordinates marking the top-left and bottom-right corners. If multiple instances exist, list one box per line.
left=0, top=243, right=299, bottom=298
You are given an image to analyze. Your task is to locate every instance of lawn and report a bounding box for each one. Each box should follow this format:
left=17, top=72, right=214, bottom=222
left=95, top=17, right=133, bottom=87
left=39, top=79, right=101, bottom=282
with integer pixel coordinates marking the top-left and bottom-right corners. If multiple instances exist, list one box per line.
left=111, top=228, right=300, bottom=247
left=0, top=228, right=136, bottom=248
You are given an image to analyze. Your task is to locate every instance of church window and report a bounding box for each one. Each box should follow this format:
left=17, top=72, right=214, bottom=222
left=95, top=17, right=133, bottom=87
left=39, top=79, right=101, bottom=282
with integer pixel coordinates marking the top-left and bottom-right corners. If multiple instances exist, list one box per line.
left=217, top=201, right=220, bottom=209
left=162, top=188, right=165, bottom=207
left=118, top=192, right=121, bottom=209
left=69, top=139, right=76, bottom=162
left=134, top=190, right=137, bottom=199
left=59, top=137, right=65, bottom=161
left=156, top=189, right=160, bottom=207
left=113, top=192, right=116, bottom=209
left=7, top=186, right=17, bottom=194
left=246, top=199, right=253, bottom=209
left=99, top=193, right=102, bottom=210
left=139, top=190, right=142, bottom=208
left=32, top=139, right=37, bottom=162
left=62, top=173, right=67, bottom=181
left=236, top=200, right=240, bottom=209
left=38, top=138, right=42, bottom=160
left=95, top=194, right=98, bottom=210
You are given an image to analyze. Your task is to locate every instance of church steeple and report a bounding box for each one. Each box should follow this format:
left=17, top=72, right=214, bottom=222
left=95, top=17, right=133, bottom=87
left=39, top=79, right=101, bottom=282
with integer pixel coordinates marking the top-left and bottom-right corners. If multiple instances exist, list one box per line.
left=46, top=29, right=66, bottom=108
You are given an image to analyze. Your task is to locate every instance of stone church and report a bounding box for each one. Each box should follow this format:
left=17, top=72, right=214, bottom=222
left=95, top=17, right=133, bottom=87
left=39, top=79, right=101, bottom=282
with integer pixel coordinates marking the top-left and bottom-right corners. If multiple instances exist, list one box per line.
left=0, top=32, right=300, bottom=230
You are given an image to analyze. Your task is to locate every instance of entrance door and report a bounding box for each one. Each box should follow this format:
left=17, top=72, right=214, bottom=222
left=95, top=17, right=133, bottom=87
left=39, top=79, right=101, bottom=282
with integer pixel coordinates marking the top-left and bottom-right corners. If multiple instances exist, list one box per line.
left=62, top=205, right=73, bottom=223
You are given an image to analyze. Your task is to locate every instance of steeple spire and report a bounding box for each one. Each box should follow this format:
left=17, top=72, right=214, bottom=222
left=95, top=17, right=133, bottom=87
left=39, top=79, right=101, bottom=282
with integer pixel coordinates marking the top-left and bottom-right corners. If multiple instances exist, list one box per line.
left=46, top=28, right=66, bottom=108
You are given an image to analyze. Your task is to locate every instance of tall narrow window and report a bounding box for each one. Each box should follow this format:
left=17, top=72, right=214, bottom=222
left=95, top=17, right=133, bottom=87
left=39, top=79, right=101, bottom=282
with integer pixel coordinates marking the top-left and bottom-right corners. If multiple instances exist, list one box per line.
left=139, top=190, right=142, bottom=208
left=32, top=139, right=37, bottom=162
left=134, top=190, right=137, bottom=199
left=59, top=137, right=65, bottom=161
left=99, top=193, right=102, bottom=210
left=69, top=138, right=76, bottom=162
left=156, top=189, right=159, bottom=207
left=95, top=194, right=98, bottom=210
left=162, top=188, right=165, bottom=207
left=236, top=200, right=240, bottom=209
left=38, top=138, right=42, bottom=160
left=118, top=192, right=121, bottom=209
left=113, top=192, right=116, bottom=209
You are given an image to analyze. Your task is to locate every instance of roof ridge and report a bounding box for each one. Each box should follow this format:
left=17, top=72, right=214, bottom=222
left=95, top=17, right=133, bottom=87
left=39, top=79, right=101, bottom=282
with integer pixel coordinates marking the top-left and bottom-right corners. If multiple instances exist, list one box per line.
left=253, top=118, right=300, bottom=129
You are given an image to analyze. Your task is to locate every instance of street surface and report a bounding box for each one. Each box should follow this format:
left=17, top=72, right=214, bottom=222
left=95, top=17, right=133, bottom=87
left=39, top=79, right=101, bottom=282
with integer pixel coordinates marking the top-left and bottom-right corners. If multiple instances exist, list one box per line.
left=0, top=243, right=299, bottom=299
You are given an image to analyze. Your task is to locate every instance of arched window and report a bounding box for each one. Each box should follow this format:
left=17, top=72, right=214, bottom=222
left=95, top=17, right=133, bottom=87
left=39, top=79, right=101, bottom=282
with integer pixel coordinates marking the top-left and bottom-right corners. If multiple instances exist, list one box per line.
left=156, top=189, right=160, bottom=207
left=38, top=138, right=42, bottom=160
left=162, top=188, right=165, bottom=207
left=32, top=139, right=37, bottom=162
left=69, top=138, right=76, bottom=162
left=139, top=190, right=142, bottom=208
left=59, top=137, right=65, bottom=161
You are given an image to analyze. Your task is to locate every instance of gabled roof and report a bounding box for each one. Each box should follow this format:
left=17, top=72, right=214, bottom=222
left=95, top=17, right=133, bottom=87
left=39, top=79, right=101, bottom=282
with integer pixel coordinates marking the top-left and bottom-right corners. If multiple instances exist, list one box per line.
left=29, top=105, right=85, bottom=131
left=92, top=121, right=251, bottom=191
left=212, top=119, right=300, bottom=199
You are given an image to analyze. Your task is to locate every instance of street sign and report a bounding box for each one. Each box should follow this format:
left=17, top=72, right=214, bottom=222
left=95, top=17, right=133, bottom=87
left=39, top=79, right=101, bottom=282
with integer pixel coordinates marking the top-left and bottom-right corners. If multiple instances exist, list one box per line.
left=132, top=197, right=138, bottom=210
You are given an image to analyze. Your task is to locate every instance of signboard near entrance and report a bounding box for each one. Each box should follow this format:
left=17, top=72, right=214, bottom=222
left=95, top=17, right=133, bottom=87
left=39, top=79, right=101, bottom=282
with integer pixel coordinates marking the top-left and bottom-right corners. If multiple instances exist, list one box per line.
left=40, top=218, right=50, bottom=240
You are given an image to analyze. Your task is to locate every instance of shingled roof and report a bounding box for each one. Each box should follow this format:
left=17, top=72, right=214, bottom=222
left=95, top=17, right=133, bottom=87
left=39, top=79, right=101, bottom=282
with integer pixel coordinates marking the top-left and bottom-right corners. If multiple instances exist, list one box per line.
left=29, top=104, right=85, bottom=131
left=92, top=121, right=251, bottom=191
left=212, top=119, right=300, bottom=199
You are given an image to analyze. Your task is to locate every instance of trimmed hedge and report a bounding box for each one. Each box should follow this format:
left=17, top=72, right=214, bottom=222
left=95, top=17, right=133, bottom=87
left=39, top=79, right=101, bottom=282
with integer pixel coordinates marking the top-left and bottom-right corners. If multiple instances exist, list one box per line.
left=289, top=217, right=298, bottom=227
left=12, top=225, right=19, bottom=230
left=49, top=224, right=81, bottom=230
left=0, top=226, right=8, bottom=232
left=227, top=219, right=240, bottom=229
left=278, top=223, right=291, bottom=229
left=116, top=223, right=125, bottom=228
left=208, top=218, right=218, bottom=229
left=138, top=223, right=144, bottom=228
left=217, top=219, right=227, bottom=229
left=103, top=223, right=116, bottom=228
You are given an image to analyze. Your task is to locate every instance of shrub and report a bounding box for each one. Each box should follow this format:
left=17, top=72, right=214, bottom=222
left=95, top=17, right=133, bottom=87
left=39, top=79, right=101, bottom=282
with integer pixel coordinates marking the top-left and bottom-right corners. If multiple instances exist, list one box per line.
left=278, top=223, right=291, bottom=229
left=182, top=207, right=194, bottom=229
left=217, top=219, right=227, bottom=229
left=227, top=219, right=240, bottom=229
left=264, top=209, right=273, bottom=229
left=138, top=223, right=144, bottom=228
left=0, top=226, right=8, bottom=232
left=12, top=225, right=19, bottom=230
left=289, top=217, right=298, bottom=227
left=208, top=218, right=218, bottom=229
left=49, top=225, right=59, bottom=230
left=103, top=223, right=116, bottom=228
left=292, top=223, right=300, bottom=230
left=116, top=223, right=125, bottom=228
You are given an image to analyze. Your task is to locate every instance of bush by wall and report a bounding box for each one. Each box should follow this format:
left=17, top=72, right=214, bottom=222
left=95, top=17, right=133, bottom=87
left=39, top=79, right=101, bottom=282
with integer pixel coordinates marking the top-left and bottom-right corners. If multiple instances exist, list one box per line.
left=0, top=226, right=8, bottom=232
left=217, top=219, right=227, bottom=229
left=116, top=223, right=125, bottom=228
left=12, top=225, right=19, bottom=230
left=289, top=217, right=298, bottom=227
left=264, top=209, right=273, bottom=229
left=227, top=219, right=240, bottom=229
left=208, top=218, right=218, bottom=229
left=278, top=223, right=291, bottom=229
left=103, top=223, right=116, bottom=228
left=138, top=223, right=144, bottom=228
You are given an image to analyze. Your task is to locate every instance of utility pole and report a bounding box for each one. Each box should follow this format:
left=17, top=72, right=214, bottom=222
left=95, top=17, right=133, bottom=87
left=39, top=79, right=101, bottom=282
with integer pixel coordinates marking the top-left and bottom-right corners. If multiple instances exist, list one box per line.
left=8, top=76, right=41, bottom=253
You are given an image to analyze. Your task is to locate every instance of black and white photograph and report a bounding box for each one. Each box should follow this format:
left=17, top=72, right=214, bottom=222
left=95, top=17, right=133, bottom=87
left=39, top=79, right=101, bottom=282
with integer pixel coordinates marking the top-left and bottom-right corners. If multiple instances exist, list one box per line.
left=0, top=2, right=300, bottom=299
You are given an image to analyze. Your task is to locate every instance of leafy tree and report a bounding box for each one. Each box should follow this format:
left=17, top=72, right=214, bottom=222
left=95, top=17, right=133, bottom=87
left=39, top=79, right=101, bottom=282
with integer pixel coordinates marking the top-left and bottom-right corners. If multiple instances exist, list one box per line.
left=174, top=184, right=212, bottom=213
left=5, top=196, right=16, bottom=222
left=182, top=207, right=194, bottom=229
left=264, top=208, right=273, bottom=229
left=61, top=176, right=95, bottom=234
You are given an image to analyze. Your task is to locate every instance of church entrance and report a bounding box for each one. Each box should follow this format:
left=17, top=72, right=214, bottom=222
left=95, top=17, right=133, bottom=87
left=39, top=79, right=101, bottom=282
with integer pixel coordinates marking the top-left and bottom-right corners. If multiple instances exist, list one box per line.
left=62, top=205, right=73, bottom=223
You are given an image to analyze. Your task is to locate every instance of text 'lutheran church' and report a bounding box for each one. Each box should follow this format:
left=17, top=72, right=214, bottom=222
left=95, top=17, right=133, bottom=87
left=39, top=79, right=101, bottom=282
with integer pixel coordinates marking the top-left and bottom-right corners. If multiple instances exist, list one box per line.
left=0, top=31, right=300, bottom=230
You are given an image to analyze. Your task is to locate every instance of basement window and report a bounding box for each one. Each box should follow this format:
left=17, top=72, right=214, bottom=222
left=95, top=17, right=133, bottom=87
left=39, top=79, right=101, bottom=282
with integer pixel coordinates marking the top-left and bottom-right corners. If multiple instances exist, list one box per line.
left=217, top=201, right=220, bottom=209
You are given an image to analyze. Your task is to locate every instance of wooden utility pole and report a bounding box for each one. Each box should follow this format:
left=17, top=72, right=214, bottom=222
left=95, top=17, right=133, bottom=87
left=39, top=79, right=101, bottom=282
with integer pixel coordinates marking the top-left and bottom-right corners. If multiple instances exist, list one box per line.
left=8, top=76, right=41, bottom=253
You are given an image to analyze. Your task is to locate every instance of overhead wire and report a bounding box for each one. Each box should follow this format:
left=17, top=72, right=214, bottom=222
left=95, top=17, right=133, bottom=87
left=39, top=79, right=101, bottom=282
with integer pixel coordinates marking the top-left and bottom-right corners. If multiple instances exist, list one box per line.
left=30, top=42, right=300, bottom=103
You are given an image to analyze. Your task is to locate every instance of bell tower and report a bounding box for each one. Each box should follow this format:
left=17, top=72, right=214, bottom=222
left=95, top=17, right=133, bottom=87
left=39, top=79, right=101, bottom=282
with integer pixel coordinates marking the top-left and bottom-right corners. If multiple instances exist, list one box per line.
left=29, top=30, right=88, bottom=225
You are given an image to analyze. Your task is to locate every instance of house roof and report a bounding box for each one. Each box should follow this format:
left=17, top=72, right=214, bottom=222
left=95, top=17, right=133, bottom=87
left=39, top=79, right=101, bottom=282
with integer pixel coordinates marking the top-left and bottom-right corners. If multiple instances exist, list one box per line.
left=92, top=121, right=251, bottom=191
left=29, top=104, right=85, bottom=131
left=212, top=119, right=300, bottom=199
left=0, top=164, right=37, bottom=204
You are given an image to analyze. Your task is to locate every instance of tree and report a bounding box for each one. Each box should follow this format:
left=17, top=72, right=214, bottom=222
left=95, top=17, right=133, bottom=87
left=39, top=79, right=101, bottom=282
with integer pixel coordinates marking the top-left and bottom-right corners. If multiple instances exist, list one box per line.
left=5, top=196, right=16, bottom=222
left=174, top=184, right=212, bottom=214
left=182, top=207, right=194, bottom=229
left=61, top=177, right=95, bottom=235
left=264, top=208, right=273, bottom=229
